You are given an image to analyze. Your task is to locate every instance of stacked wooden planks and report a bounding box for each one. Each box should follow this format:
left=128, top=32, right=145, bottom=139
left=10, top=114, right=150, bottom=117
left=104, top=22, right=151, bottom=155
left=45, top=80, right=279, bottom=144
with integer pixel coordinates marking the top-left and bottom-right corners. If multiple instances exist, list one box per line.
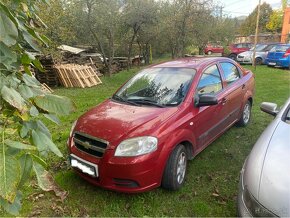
left=36, top=56, right=60, bottom=87
left=54, top=64, right=102, bottom=88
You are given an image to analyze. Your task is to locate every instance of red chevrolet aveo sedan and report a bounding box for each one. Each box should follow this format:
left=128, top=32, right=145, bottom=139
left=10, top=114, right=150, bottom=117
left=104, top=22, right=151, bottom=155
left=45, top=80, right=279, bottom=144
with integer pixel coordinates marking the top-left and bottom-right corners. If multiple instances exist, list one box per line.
left=68, top=57, right=255, bottom=193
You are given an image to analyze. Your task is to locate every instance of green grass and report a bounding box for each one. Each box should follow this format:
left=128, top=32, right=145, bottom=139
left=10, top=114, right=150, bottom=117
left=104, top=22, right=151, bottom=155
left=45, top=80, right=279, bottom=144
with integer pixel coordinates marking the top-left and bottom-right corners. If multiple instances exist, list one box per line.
left=1, top=65, right=290, bottom=217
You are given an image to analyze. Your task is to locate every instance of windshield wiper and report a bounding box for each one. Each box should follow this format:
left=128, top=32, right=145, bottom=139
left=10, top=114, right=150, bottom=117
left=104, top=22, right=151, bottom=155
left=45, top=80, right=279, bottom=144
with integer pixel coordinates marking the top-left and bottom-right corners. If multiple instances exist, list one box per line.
left=111, top=94, right=140, bottom=106
left=128, top=99, right=165, bottom=108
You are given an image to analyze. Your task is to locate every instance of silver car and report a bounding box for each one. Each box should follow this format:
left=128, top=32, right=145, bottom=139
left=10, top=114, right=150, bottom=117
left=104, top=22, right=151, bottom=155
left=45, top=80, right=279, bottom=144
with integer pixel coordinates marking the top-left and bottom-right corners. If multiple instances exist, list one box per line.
left=237, top=43, right=280, bottom=65
left=238, top=98, right=290, bottom=217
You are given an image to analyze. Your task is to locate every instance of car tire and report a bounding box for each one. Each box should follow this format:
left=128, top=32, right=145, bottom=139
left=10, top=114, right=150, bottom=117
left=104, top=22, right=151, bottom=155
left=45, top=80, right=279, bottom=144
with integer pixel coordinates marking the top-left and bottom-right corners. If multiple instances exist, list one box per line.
left=236, top=100, right=252, bottom=127
left=229, top=54, right=237, bottom=60
left=162, top=144, right=187, bottom=191
left=255, top=57, right=262, bottom=65
left=207, top=51, right=212, bottom=55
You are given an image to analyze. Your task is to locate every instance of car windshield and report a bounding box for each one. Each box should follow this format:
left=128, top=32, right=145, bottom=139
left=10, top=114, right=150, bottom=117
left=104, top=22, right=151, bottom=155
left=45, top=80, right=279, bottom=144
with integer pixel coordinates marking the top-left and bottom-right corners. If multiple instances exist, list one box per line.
left=250, top=44, right=267, bottom=51
left=270, top=45, right=290, bottom=52
left=113, top=67, right=195, bottom=107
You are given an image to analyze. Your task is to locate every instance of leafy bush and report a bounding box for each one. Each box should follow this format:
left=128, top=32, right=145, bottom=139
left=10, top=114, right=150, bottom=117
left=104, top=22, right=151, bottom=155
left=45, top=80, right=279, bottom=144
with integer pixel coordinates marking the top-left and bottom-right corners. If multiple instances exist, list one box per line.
left=0, top=0, right=75, bottom=215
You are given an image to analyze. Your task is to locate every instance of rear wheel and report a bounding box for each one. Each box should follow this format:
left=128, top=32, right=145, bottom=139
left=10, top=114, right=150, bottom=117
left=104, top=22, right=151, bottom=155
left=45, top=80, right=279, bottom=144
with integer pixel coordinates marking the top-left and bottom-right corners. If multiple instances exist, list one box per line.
left=255, top=57, right=262, bottom=65
left=207, top=50, right=212, bottom=55
left=236, top=100, right=252, bottom=127
left=162, top=145, right=187, bottom=191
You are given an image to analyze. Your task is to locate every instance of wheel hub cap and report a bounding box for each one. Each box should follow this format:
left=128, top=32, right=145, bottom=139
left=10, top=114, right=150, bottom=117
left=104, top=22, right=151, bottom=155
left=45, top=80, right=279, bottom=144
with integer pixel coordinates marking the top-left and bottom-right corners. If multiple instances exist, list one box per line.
left=177, top=152, right=186, bottom=184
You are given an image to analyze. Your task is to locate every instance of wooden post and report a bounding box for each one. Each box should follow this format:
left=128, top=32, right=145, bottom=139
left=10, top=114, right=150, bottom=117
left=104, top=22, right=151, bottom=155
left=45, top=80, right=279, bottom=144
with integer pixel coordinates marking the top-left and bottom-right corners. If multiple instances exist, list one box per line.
left=252, top=0, right=261, bottom=69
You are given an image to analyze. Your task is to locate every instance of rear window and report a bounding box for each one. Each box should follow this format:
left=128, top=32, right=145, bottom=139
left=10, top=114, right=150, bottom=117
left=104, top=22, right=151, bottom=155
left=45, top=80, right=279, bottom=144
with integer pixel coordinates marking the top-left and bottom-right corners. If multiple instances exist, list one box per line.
left=270, top=45, right=290, bottom=52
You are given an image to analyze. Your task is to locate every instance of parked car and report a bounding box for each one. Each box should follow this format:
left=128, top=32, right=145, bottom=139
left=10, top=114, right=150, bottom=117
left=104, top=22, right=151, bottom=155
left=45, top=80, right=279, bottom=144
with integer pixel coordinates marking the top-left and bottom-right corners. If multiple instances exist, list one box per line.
left=227, top=43, right=253, bottom=60
left=237, top=43, right=280, bottom=65
left=265, top=44, right=290, bottom=69
left=204, top=44, right=224, bottom=55
left=238, top=98, right=290, bottom=217
left=68, top=57, right=255, bottom=193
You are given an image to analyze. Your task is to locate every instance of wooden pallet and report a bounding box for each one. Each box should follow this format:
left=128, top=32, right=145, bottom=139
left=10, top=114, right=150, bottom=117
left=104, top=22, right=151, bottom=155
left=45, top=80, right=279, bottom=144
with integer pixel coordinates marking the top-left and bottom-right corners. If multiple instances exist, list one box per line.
left=54, top=64, right=102, bottom=88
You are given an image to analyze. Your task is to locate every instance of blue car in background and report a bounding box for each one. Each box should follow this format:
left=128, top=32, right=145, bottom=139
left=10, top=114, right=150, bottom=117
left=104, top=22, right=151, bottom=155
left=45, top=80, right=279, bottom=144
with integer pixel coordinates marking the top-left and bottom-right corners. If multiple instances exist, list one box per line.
left=265, top=44, right=290, bottom=69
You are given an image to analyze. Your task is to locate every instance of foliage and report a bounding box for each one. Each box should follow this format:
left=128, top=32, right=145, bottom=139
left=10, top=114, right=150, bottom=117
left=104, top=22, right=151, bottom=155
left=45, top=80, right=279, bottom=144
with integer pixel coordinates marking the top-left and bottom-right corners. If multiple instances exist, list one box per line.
left=266, top=9, right=283, bottom=33
left=0, top=0, right=75, bottom=215
left=239, top=2, right=273, bottom=35
left=36, top=0, right=237, bottom=60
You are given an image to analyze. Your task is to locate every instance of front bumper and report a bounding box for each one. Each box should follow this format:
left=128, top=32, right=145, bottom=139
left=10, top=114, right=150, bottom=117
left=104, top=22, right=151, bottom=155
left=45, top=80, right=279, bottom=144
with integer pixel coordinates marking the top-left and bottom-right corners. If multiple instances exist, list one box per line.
left=68, top=138, right=165, bottom=193
left=237, top=168, right=252, bottom=216
left=237, top=56, right=252, bottom=64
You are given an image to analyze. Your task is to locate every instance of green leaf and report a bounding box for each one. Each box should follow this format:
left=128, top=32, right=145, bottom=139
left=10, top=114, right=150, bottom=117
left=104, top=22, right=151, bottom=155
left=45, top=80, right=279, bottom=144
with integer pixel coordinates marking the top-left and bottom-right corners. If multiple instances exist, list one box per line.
left=32, top=129, right=49, bottom=157
left=22, top=31, right=40, bottom=51
left=18, top=84, right=34, bottom=99
left=22, top=73, right=41, bottom=87
left=18, top=154, right=33, bottom=188
left=1, top=85, right=27, bottom=113
left=20, top=53, right=32, bottom=65
left=32, top=161, right=48, bottom=191
left=36, top=120, right=51, bottom=138
left=30, top=105, right=39, bottom=117
left=34, top=94, right=76, bottom=116
left=43, top=113, right=60, bottom=125
left=30, top=154, right=47, bottom=168
left=5, top=140, right=36, bottom=150
left=32, top=162, right=68, bottom=201
left=0, top=9, right=18, bottom=46
left=0, top=153, right=21, bottom=203
left=0, top=191, right=22, bottom=216
left=32, top=59, right=44, bottom=72
left=0, top=42, right=17, bottom=69
left=32, top=129, right=62, bottom=157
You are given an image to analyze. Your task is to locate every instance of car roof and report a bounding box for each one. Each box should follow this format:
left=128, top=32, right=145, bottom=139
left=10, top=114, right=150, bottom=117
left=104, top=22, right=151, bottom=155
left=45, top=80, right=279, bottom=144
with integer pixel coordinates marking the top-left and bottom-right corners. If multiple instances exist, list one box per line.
left=151, top=57, right=233, bottom=69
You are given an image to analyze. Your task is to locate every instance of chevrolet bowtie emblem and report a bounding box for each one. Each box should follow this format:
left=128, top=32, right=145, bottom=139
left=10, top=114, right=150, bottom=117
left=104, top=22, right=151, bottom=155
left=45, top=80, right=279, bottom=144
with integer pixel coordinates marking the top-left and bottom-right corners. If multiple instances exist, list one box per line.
left=83, top=141, right=91, bottom=149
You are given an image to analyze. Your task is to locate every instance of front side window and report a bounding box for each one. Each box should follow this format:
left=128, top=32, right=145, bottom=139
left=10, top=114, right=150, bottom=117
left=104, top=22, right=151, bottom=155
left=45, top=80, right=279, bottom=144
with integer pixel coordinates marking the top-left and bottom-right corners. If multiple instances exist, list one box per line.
left=197, top=65, right=222, bottom=95
left=114, top=67, right=195, bottom=107
left=220, top=62, right=240, bottom=84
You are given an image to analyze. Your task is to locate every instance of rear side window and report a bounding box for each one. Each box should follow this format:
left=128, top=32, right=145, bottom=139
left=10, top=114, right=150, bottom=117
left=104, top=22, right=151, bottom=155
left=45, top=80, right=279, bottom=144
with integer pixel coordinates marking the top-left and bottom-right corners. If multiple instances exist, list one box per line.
left=270, top=45, right=290, bottom=52
left=220, top=62, right=240, bottom=84
left=197, top=65, right=222, bottom=95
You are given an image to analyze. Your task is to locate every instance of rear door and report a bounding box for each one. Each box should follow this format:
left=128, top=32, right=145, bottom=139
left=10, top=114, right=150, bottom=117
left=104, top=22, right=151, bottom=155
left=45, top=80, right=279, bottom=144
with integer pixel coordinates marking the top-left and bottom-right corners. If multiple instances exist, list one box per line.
left=219, top=62, right=246, bottom=125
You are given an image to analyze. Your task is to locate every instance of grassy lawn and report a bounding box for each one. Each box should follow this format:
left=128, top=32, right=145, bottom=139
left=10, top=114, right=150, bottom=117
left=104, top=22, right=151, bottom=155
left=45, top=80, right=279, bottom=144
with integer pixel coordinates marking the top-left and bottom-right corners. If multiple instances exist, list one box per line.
left=1, top=65, right=289, bottom=217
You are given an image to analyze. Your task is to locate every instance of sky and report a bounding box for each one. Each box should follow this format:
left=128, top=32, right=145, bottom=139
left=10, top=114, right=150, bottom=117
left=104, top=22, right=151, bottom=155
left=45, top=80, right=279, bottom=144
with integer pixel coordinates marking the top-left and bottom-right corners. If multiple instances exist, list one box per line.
left=217, top=0, right=284, bottom=17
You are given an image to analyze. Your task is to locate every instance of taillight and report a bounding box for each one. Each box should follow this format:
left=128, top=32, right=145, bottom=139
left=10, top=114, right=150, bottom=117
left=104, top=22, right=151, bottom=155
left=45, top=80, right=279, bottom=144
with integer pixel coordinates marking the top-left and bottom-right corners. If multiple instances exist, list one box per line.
left=282, top=49, right=290, bottom=58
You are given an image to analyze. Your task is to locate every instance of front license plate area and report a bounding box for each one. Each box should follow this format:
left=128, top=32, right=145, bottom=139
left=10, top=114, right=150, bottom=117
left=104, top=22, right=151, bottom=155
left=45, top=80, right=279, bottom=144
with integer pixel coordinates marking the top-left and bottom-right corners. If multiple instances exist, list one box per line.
left=70, top=154, right=98, bottom=177
left=268, top=62, right=276, bottom=66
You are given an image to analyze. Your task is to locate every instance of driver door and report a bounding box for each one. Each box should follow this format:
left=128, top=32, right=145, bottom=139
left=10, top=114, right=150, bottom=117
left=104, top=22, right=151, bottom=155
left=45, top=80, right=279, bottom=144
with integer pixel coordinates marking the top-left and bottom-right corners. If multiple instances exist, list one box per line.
left=190, top=64, right=229, bottom=152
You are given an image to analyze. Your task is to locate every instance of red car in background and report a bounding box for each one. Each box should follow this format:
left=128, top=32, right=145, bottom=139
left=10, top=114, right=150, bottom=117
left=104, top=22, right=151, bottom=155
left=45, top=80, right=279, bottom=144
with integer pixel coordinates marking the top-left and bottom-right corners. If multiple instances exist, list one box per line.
left=204, top=44, right=224, bottom=55
left=68, top=57, right=255, bottom=193
left=228, top=43, right=253, bottom=60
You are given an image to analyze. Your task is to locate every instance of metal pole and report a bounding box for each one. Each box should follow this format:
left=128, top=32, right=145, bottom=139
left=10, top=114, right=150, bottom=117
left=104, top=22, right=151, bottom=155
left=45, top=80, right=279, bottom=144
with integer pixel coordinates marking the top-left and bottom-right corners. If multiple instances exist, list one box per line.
left=252, top=0, right=261, bottom=68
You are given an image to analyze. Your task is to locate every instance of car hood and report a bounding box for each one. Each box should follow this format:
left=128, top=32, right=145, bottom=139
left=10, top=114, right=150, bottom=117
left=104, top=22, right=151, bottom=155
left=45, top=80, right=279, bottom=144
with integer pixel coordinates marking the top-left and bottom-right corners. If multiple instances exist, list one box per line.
left=258, top=121, right=290, bottom=216
left=74, top=99, right=178, bottom=147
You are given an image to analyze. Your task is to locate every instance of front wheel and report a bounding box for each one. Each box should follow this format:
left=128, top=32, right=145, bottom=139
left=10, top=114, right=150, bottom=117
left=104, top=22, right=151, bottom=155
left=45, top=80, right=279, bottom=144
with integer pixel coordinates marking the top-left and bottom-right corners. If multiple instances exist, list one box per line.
left=207, top=50, right=212, bottom=55
left=162, top=145, right=187, bottom=191
left=236, top=100, right=252, bottom=127
left=229, top=53, right=237, bottom=60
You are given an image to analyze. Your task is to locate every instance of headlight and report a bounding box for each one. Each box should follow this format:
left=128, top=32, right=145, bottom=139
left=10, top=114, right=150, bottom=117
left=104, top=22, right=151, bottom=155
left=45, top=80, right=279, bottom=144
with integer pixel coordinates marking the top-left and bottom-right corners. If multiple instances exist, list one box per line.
left=115, top=136, right=158, bottom=157
left=69, top=120, right=77, bottom=137
left=243, top=187, right=276, bottom=216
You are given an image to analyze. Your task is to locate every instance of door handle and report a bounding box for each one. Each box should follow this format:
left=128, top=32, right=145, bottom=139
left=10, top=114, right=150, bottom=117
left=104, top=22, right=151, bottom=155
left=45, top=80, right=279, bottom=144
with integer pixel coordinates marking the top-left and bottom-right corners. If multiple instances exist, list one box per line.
left=242, top=84, right=246, bottom=89
left=221, top=98, right=227, bottom=105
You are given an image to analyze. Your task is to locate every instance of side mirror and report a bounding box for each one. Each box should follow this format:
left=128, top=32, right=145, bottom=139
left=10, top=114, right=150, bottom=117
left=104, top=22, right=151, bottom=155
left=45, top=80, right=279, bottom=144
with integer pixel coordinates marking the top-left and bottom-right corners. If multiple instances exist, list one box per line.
left=260, top=102, right=279, bottom=116
left=196, top=94, right=218, bottom=107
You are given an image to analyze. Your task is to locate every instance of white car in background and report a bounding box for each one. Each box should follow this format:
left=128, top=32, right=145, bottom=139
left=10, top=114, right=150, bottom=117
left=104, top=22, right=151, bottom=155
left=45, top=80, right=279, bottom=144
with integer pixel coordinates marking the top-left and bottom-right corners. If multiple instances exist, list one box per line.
left=237, top=43, right=280, bottom=65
